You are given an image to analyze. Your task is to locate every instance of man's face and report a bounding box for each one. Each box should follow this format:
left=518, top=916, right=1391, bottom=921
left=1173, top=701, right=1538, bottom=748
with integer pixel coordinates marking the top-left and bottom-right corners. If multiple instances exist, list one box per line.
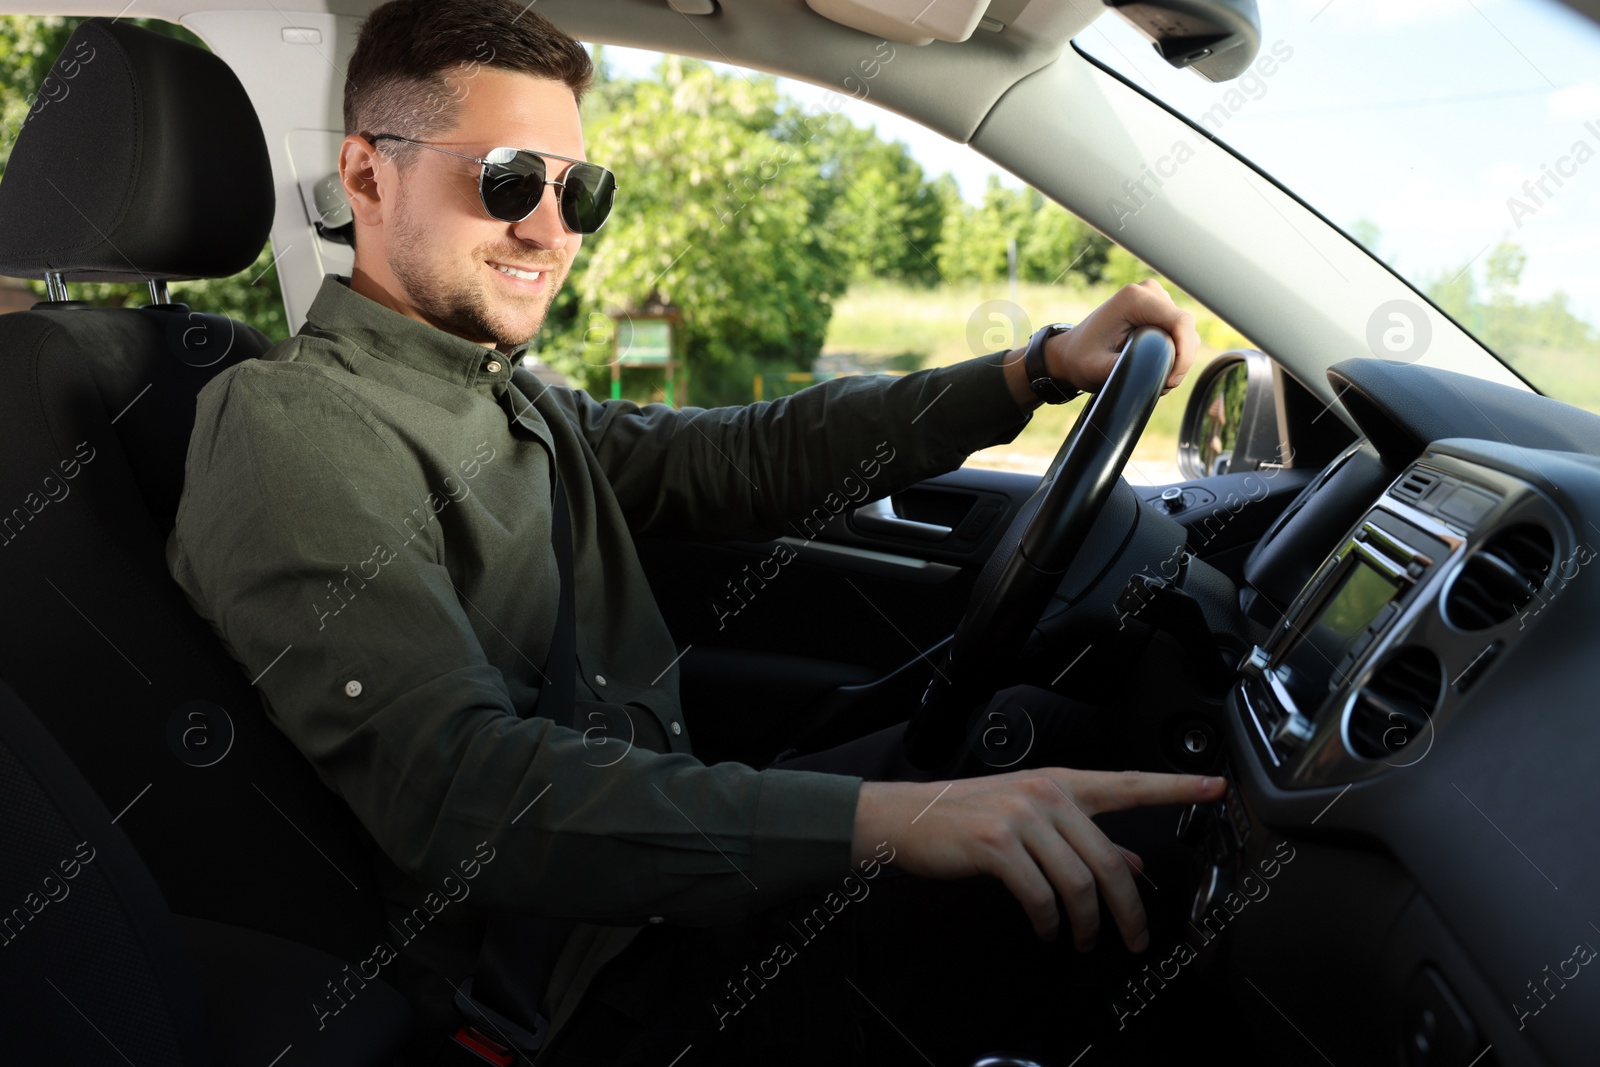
left=368, top=68, right=587, bottom=349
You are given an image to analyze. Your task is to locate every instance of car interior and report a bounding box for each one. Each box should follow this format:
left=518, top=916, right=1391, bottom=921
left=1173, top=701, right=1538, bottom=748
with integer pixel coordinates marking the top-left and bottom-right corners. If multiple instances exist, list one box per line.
left=1, top=0, right=1598, bottom=1065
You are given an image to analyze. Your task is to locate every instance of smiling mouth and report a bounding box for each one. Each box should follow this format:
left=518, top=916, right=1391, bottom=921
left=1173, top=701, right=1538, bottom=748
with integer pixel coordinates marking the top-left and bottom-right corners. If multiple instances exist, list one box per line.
left=489, top=261, right=544, bottom=282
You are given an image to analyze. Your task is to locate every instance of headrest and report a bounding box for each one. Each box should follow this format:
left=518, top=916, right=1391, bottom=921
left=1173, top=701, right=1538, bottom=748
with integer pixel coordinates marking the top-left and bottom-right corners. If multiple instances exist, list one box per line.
left=0, top=19, right=273, bottom=283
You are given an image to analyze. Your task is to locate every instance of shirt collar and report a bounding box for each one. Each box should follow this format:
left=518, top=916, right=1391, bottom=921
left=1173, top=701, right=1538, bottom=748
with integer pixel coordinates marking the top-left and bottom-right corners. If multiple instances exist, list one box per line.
left=301, top=274, right=529, bottom=390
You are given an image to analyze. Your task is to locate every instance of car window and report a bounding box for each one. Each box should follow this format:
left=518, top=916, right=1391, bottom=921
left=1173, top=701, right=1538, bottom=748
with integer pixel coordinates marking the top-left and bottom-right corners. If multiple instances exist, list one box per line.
left=0, top=26, right=1254, bottom=483
left=1078, top=0, right=1600, bottom=413
left=543, top=46, right=1259, bottom=482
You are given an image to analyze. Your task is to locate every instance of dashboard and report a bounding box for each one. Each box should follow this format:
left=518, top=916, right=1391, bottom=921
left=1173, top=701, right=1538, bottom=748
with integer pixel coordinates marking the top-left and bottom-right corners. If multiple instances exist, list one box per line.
left=1186, top=359, right=1600, bottom=1067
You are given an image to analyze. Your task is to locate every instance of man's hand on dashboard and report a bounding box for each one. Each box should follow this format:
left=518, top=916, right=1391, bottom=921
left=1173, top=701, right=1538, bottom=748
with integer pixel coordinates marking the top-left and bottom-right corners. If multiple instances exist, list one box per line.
left=1002, top=279, right=1201, bottom=410
left=851, top=769, right=1226, bottom=952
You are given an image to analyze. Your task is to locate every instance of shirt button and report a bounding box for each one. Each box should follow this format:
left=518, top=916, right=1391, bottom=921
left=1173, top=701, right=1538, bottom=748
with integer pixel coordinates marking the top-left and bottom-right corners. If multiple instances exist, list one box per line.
left=648, top=915, right=664, bottom=924
left=343, top=680, right=362, bottom=698
left=594, top=674, right=607, bottom=687
left=670, top=721, right=682, bottom=736
left=485, top=360, right=503, bottom=374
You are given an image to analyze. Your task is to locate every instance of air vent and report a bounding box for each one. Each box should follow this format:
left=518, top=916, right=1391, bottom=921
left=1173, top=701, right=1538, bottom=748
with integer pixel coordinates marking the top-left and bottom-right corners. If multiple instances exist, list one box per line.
left=1347, top=647, right=1444, bottom=760
left=1392, top=467, right=1441, bottom=504
left=1443, top=523, right=1555, bottom=630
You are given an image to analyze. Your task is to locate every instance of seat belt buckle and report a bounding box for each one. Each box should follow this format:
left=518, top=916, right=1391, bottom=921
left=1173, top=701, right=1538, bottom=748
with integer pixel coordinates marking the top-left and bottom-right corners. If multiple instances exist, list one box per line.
left=452, top=975, right=551, bottom=1058
left=448, top=1025, right=516, bottom=1066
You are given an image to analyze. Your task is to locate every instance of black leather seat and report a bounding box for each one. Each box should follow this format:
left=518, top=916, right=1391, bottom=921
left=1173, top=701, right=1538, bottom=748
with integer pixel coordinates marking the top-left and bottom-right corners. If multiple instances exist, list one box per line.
left=0, top=17, right=412, bottom=1062
left=0, top=676, right=412, bottom=1064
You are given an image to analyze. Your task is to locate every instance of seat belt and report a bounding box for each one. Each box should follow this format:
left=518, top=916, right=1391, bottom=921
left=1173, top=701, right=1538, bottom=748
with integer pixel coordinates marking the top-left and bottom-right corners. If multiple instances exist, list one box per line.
left=537, top=473, right=578, bottom=723
left=453, top=471, right=578, bottom=1062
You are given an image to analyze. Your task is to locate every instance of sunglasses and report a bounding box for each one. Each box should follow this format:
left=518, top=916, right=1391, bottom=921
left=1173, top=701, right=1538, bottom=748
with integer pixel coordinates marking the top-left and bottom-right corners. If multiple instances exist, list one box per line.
left=364, top=132, right=617, bottom=234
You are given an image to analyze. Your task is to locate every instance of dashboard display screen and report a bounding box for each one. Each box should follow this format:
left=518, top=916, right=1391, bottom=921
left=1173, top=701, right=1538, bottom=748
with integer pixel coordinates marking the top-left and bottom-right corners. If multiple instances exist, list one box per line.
left=1276, top=556, right=1399, bottom=708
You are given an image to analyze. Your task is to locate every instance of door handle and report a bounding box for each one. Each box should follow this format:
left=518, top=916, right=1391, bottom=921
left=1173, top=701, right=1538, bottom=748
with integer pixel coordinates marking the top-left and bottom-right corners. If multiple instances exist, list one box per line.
left=852, top=497, right=952, bottom=542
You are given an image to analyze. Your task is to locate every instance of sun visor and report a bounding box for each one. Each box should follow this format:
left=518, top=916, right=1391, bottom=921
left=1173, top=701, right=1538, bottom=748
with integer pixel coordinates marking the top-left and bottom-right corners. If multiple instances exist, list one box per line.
left=804, top=0, right=994, bottom=45
left=804, top=0, right=1259, bottom=77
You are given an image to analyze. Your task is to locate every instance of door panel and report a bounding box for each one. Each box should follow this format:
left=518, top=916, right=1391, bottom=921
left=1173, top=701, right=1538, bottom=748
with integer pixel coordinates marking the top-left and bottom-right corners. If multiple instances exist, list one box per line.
left=637, top=464, right=1310, bottom=763
left=636, top=468, right=1036, bottom=763
left=639, top=468, right=1037, bottom=662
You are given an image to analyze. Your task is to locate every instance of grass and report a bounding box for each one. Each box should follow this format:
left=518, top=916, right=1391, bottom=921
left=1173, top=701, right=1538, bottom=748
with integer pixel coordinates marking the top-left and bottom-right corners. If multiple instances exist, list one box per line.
left=822, top=280, right=1257, bottom=481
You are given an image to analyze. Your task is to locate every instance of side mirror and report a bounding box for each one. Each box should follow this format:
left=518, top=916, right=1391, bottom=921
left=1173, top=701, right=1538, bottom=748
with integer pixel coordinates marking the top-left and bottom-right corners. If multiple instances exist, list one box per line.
left=1178, top=350, right=1285, bottom=479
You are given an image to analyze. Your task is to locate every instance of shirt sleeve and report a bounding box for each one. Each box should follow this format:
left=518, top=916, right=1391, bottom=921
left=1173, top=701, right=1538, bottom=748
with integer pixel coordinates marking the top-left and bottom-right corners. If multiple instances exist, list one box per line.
left=556, top=350, right=1031, bottom=540
left=168, top=362, right=863, bottom=925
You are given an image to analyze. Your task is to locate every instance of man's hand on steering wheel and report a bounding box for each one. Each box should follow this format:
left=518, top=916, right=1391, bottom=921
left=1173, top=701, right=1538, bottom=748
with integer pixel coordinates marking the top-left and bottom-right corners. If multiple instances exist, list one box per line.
left=1004, top=279, right=1202, bottom=409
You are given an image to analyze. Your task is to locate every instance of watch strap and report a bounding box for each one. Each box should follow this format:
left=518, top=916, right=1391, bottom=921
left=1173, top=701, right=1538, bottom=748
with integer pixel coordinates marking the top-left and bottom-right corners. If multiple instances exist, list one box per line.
left=1023, top=322, right=1079, bottom=405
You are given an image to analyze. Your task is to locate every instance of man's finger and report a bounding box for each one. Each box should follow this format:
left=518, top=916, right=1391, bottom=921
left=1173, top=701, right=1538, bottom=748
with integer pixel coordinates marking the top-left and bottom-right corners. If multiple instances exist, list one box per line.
left=1054, top=769, right=1224, bottom=816
left=1053, top=800, right=1150, bottom=952
left=1109, top=283, right=1199, bottom=385
left=1168, top=310, right=1199, bottom=386
left=990, top=837, right=1065, bottom=942
left=1019, top=818, right=1103, bottom=951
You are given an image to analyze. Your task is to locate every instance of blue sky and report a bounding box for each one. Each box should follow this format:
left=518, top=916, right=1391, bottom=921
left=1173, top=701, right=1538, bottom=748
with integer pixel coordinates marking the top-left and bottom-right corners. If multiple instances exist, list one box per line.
left=1081, top=0, right=1600, bottom=323
left=601, top=0, right=1600, bottom=324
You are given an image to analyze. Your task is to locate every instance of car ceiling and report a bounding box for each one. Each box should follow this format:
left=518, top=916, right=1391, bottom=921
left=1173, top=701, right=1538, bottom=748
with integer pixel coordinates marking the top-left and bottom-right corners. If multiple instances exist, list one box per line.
left=1, top=0, right=1099, bottom=144
left=14, top=0, right=1596, bottom=137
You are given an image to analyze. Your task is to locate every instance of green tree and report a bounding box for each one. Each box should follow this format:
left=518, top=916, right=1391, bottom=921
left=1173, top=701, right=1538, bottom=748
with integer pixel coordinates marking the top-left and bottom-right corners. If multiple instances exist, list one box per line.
left=1019, top=202, right=1110, bottom=284
left=936, top=176, right=1028, bottom=282
left=1100, top=244, right=1158, bottom=288
left=1426, top=239, right=1599, bottom=407
left=935, top=175, right=1109, bottom=286
left=0, top=15, right=77, bottom=169
left=804, top=118, right=944, bottom=287
left=537, top=56, right=854, bottom=407
left=0, top=16, right=287, bottom=340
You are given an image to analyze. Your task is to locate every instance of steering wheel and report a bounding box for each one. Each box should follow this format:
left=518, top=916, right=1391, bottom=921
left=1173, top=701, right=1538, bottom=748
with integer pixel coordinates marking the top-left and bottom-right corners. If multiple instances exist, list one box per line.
left=902, top=325, right=1177, bottom=772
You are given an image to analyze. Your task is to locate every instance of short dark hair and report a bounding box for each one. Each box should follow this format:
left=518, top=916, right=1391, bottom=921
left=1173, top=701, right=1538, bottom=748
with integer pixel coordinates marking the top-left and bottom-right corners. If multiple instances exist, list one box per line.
left=344, top=0, right=594, bottom=161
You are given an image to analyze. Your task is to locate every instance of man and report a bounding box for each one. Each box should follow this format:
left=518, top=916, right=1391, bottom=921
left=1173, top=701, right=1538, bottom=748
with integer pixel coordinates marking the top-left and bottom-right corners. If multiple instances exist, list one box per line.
left=168, top=1, right=1223, bottom=1063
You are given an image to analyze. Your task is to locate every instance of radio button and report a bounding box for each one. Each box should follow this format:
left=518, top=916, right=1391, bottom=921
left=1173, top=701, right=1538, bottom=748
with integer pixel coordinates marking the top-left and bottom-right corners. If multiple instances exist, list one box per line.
left=1270, top=708, right=1316, bottom=749
left=1191, top=863, right=1236, bottom=926
left=1240, top=646, right=1271, bottom=679
left=1436, top=486, right=1497, bottom=527
left=1176, top=802, right=1206, bottom=845
left=1331, top=654, right=1356, bottom=690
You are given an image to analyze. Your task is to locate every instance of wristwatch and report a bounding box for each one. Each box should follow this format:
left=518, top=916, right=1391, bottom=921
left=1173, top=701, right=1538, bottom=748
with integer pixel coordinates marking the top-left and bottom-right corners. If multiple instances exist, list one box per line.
left=1022, top=321, right=1079, bottom=405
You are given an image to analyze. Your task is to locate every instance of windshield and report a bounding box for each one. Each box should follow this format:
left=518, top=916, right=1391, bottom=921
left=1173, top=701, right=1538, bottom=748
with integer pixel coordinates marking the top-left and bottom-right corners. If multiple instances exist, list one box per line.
left=1078, top=0, right=1600, bottom=412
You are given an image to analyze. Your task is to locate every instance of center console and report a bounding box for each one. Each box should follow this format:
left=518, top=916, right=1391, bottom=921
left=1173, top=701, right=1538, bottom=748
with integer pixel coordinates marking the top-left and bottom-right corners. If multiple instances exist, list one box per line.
left=1232, top=453, right=1570, bottom=789
left=1181, top=449, right=1575, bottom=926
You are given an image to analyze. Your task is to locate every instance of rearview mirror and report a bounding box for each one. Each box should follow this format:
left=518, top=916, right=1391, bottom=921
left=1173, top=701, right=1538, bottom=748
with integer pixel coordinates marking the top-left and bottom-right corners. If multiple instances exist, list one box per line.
left=1178, top=350, right=1284, bottom=478
left=1105, top=0, right=1262, bottom=82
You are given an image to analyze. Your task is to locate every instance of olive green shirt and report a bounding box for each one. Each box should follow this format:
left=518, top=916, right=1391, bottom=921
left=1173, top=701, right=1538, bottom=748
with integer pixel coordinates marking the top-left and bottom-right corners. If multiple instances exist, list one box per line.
left=166, top=273, right=1030, bottom=1041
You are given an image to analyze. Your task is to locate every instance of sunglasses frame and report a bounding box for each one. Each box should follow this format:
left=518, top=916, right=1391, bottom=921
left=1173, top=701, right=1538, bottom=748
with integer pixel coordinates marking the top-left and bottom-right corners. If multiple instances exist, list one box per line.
left=363, top=131, right=617, bottom=234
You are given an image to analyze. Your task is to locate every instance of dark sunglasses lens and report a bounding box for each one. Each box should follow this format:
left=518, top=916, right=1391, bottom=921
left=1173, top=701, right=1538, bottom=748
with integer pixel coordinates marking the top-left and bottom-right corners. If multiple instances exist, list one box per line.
left=480, top=151, right=547, bottom=222
left=560, top=163, right=616, bottom=234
